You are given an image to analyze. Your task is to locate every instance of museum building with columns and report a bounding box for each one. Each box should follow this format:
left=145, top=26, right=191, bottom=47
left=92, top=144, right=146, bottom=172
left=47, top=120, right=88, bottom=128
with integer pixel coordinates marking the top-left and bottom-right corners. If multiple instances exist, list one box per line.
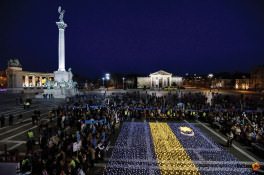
left=6, top=59, right=54, bottom=89
left=137, top=70, right=182, bottom=88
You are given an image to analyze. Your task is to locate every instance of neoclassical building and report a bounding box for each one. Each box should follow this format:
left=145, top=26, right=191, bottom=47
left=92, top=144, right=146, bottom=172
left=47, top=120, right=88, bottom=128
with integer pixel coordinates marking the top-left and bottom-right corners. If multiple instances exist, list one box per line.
left=6, top=59, right=54, bottom=89
left=137, top=70, right=182, bottom=88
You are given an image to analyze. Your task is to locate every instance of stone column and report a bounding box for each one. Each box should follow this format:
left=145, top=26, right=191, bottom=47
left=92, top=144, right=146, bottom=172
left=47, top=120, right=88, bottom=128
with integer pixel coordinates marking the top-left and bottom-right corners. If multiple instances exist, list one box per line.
left=25, top=75, right=29, bottom=87
left=39, top=76, right=42, bottom=86
left=32, top=75, right=36, bottom=87
left=56, top=21, right=67, bottom=71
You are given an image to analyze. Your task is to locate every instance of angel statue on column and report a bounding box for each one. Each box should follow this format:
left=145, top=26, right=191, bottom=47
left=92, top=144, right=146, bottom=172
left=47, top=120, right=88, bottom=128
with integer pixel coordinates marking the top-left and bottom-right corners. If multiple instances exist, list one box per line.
left=58, top=6, right=65, bottom=22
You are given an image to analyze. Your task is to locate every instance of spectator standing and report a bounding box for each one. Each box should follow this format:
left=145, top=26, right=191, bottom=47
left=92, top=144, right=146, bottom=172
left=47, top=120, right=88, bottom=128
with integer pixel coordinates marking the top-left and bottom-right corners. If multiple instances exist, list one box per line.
left=0, top=115, right=5, bottom=127
left=227, top=129, right=234, bottom=147
left=9, top=114, right=13, bottom=125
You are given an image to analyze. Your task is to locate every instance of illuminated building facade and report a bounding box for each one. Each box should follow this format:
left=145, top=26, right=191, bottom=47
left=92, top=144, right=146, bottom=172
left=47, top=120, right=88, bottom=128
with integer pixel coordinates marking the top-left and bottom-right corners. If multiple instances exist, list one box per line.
left=235, top=77, right=250, bottom=90
left=0, top=70, right=7, bottom=88
left=137, top=70, right=182, bottom=89
left=5, top=59, right=54, bottom=90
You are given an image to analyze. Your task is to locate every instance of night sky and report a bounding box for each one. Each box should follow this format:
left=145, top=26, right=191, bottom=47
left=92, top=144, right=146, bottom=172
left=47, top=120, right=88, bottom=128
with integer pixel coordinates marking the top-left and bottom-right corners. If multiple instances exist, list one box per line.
left=0, top=0, right=264, bottom=78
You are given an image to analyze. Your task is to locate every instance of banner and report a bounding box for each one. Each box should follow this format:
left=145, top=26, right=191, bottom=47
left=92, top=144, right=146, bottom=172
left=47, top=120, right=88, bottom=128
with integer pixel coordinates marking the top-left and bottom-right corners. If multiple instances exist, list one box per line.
left=84, top=119, right=107, bottom=125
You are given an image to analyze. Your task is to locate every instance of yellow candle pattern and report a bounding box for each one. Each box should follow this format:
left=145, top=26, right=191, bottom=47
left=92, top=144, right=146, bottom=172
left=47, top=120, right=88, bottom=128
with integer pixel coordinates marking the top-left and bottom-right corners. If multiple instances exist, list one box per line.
left=149, top=123, right=200, bottom=175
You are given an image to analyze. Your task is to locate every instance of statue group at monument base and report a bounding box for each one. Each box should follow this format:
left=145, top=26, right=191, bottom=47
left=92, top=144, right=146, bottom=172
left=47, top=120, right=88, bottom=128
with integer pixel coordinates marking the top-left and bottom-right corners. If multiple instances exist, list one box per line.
left=35, top=69, right=78, bottom=99
left=36, top=88, right=78, bottom=99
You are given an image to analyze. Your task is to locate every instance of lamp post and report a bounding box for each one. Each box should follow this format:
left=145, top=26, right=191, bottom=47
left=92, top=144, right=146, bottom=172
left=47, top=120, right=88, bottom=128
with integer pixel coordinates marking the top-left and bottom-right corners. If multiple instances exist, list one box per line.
left=105, top=73, right=110, bottom=89
left=122, top=77, right=125, bottom=89
left=208, top=73, right=214, bottom=91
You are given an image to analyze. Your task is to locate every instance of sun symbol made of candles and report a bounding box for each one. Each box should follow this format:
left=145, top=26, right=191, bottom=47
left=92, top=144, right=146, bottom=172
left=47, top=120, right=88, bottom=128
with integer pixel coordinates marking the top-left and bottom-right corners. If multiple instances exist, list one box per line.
left=179, top=126, right=194, bottom=136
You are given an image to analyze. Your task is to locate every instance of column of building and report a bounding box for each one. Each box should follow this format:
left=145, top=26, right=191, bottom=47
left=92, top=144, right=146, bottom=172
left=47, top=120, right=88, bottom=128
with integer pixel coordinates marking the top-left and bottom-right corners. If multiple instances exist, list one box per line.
left=25, top=75, right=29, bottom=87
left=39, top=76, right=42, bottom=87
left=32, top=75, right=35, bottom=87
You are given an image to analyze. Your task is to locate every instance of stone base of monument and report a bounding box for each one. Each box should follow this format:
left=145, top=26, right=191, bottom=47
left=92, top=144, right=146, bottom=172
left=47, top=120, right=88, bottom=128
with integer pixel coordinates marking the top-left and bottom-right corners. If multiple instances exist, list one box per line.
left=54, top=70, right=70, bottom=83
left=35, top=88, right=78, bottom=99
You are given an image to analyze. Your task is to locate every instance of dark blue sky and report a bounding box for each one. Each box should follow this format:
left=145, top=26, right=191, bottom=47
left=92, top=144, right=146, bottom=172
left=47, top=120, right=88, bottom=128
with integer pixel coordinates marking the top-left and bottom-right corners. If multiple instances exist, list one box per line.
left=0, top=0, right=264, bottom=78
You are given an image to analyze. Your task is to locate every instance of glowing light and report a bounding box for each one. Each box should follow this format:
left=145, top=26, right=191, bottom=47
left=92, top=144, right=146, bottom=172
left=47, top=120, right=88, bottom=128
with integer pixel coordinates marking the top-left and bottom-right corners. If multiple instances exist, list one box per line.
left=208, top=74, right=213, bottom=78
left=179, top=126, right=192, bottom=132
left=245, top=84, right=249, bottom=90
left=105, top=73, right=110, bottom=80
left=179, top=126, right=194, bottom=136
left=41, top=78, right=46, bottom=85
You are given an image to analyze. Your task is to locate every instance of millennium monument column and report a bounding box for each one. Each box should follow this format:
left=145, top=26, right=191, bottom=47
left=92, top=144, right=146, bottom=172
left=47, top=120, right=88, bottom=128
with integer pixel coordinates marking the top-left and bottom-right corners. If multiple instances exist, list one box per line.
left=36, top=6, right=77, bottom=98
left=54, top=6, right=69, bottom=82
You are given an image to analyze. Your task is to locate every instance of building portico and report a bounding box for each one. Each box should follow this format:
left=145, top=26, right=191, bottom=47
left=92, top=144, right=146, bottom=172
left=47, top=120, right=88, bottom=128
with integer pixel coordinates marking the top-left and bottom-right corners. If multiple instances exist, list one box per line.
left=137, top=70, right=182, bottom=89
left=150, top=70, right=172, bottom=88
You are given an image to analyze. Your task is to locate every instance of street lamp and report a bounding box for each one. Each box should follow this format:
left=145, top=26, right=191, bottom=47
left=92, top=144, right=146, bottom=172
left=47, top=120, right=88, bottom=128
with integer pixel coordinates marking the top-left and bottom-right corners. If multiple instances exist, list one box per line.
left=105, top=73, right=110, bottom=89
left=122, top=77, right=125, bottom=89
left=208, top=73, right=214, bottom=90
left=105, top=73, right=110, bottom=80
left=208, top=73, right=214, bottom=78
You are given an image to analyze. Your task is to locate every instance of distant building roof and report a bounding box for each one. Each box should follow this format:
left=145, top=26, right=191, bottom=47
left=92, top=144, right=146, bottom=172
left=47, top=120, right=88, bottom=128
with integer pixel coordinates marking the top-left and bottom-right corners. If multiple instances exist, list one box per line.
left=150, top=70, right=172, bottom=76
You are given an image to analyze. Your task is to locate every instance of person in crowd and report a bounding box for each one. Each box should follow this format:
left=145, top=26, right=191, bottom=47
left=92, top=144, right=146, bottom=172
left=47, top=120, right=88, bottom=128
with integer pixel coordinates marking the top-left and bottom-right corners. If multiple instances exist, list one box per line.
left=0, top=114, right=5, bottom=127
left=18, top=114, right=23, bottom=121
left=226, top=129, right=234, bottom=147
left=9, top=114, right=13, bottom=125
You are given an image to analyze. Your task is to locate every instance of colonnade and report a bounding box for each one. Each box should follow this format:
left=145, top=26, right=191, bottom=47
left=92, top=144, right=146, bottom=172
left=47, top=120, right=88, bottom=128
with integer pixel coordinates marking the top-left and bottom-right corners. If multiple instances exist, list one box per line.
left=23, top=75, right=53, bottom=87
left=150, top=76, right=172, bottom=88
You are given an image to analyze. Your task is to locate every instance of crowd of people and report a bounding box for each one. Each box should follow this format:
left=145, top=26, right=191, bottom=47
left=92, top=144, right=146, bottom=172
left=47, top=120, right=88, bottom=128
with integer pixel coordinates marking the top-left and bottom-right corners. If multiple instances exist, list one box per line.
left=204, top=94, right=264, bottom=152
left=107, top=91, right=264, bottom=154
left=19, top=95, right=120, bottom=175
left=96, top=91, right=264, bottom=152
left=106, top=91, right=208, bottom=121
left=1, top=90, right=263, bottom=174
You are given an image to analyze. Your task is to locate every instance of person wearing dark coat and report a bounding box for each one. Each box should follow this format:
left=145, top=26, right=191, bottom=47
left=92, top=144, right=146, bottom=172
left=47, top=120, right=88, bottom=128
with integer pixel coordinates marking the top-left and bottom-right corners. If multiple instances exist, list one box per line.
left=0, top=115, right=5, bottom=127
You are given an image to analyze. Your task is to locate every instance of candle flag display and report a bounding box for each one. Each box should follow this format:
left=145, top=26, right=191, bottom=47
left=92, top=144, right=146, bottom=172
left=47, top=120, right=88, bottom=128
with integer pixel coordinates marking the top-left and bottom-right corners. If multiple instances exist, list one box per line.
left=104, top=122, right=254, bottom=175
